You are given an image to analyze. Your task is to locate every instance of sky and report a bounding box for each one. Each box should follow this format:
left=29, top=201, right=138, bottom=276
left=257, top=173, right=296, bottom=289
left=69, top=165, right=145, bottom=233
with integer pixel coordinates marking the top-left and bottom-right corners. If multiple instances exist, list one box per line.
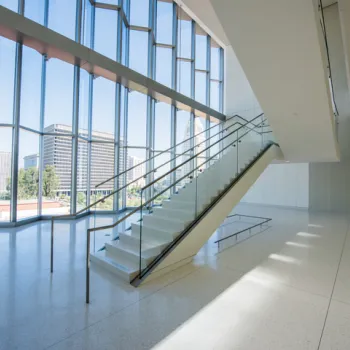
left=0, top=0, right=221, bottom=169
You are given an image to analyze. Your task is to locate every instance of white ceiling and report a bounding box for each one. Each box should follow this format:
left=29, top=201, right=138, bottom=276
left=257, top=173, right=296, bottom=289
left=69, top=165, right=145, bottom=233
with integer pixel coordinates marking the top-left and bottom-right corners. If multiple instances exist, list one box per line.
left=176, top=0, right=229, bottom=46
left=208, top=0, right=339, bottom=162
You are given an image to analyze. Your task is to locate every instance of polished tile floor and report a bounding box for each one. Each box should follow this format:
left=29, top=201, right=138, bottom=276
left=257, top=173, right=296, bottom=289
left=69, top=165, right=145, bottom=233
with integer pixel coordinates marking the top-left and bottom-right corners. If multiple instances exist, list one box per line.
left=0, top=203, right=349, bottom=350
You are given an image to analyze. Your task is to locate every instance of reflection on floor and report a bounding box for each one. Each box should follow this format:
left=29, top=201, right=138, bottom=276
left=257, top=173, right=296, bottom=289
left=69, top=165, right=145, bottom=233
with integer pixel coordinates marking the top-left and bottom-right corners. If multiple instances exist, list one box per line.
left=0, top=203, right=349, bottom=350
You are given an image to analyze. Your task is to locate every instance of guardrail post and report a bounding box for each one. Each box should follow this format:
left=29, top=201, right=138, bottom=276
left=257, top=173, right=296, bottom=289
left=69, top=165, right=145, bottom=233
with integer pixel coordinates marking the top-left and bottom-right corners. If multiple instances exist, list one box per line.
left=50, top=218, right=54, bottom=273
left=86, top=228, right=91, bottom=304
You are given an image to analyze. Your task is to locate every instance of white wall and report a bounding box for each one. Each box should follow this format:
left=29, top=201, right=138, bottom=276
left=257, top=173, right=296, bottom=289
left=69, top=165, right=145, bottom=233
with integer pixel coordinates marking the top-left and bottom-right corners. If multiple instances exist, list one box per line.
left=225, top=43, right=310, bottom=209
left=309, top=4, right=350, bottom=212
left=225, top=46, right=263, bottom=119
left=241, top=163, right=309, bottom=208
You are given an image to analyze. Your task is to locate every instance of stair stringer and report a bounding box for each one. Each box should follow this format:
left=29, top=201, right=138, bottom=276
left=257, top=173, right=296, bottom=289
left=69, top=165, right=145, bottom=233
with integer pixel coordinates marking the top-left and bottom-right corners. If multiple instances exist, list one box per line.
left=137, top=144, right=283, bottom=284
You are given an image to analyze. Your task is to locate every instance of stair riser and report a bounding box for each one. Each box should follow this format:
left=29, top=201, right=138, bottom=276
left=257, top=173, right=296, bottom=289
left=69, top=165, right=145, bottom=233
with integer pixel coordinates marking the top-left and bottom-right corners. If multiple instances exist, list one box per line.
left=143, top=216, right=185, bottom=232
left=153, top=208, right=195, bottom=222
left=90, top=254, right=135, bottom=282
left=131, top=223, right=178, bottom=241
left=119, top=233, right=170, bottom=252
left=105, top=244, right=152, bottom=268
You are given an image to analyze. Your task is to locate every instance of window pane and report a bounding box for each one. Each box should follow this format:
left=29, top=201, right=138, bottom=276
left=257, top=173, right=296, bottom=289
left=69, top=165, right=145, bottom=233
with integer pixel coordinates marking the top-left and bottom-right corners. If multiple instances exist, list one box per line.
left=195, top=71, right=206, bottom=105
left=126, top=148, right=146, bottom=207
left=77, top=139, right=88, bottom=211
left=127, top=91, right=147, bottom=147
left=20, top=46, right=42, bottom=131
left=154, top=102, right=171, bottom=151
left=194, top=117, right=206, bottom=169
left=122, top=21, right=128, bottom=66
left=83, top=0, right=93, bottom=48
left=175, top=110, right=191, bottom=153
left=210, top=120, right=220, bottom=160
left=153, top=152, right=170, bottom=204
left=195, top=34, right=207, bottom=70
left=123, top=0, right=130, bottom=20
left=129, top=30, right=148, bottom=76
left=210, top=81, right=220, bottom=111
left=94, top=8, right=118, bottom=60
left=177, top=18, right=192, bottom=59
left=177, top=61, right=191, bottom=97
left=48, top=0, right=77, bottom=40
left=42, top=134, right=72, bottom=215
left=211, top=46, right=221, bottom=80
left=45, top=59, right=74, bottom=131
left=156, top=1, right=173, bottom=44
left=92, top=78, right=115, bottom=138
left=0, top=127, right=12, bottom=222
left=25, top=0, right=45, bottom=25
left=130, top=0, right=149, bottom=27
left=156, top=47, right=172, bottom=88
left=2, top=0, right=18, bottom=12
left=79, top=70, right=90, bottom=137
left=0, top=37, right=16, bottom=124
left=91, top=142, right=114, bottom=211
left=17, top=130, right=40, bottom=220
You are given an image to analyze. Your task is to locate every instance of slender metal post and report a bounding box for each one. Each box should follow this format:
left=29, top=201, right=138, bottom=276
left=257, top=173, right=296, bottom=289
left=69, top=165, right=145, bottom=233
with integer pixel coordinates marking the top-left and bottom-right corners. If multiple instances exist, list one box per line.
left=70, top=0, right=83, bottom=214
left=50, top=218, right=54, bottom=273
left=86, top=228, right=91, bottom=304
left=139, top=190, right=143, bottom=276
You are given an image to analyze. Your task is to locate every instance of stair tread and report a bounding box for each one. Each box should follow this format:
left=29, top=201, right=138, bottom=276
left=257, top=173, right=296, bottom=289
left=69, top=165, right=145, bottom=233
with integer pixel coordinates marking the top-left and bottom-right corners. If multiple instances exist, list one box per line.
left=120, top=230, right=172, bottom=246
left=106, top=240, right=158, bottom=259
left=92, top=250, right=139, bottom=274
left=132, top=222, right=180, bottom=235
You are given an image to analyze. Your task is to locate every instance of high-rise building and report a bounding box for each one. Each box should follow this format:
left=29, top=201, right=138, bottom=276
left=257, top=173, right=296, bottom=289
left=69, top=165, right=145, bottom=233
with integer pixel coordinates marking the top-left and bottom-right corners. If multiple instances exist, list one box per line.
left=43, top=125, right=126, bottom=195
left=24, top=154, right=39, bottom=170
left=0, top=151, right=11, bottom=193
left=127, top=155, right=146, bottom=187
left=177, top=118, right=206, bottom=188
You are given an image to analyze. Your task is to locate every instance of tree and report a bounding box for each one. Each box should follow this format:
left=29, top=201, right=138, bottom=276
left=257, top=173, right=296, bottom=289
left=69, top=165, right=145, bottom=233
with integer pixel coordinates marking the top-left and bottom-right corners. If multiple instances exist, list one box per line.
left=18, top=167, right=39, bottom=199
left=42, top=165, right=59, bottom=198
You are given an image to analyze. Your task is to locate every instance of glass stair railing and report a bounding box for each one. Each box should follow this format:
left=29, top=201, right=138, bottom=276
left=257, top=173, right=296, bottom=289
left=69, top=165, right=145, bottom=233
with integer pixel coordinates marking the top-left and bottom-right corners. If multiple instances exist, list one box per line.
left=50, top=113, right=268, bottom=272
left=86, top=114, right=276, bottom=302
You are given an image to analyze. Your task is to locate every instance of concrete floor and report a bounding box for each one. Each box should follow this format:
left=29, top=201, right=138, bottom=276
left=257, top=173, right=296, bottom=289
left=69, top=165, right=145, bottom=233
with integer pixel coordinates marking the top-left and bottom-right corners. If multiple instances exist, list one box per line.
left=0, top=203, right=349, bottom=350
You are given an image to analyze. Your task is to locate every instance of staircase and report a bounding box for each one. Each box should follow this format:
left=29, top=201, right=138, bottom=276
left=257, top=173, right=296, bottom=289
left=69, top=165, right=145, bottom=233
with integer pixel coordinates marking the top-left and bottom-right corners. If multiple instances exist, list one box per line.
left=89, top=115, right=282, bottom=286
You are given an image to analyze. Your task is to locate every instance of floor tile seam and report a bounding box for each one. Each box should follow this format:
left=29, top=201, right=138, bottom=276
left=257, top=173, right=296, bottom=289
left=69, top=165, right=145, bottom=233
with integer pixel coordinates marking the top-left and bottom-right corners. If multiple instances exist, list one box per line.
left=44, top=265, right=201, bottom=350
left=317, top=219, right=350, bottom=350
left=331, top=297, right=350, bottom=307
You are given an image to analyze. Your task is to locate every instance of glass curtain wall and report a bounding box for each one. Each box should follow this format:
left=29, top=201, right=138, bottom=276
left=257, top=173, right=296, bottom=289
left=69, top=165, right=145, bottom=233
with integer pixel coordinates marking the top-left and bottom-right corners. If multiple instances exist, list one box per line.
left=0, top=0, right=224, bottom=224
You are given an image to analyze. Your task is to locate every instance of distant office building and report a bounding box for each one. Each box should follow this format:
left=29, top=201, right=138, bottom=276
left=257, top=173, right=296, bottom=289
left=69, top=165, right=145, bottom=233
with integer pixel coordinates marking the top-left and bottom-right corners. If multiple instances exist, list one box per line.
left=127, top=155, right=146, bottom=187
left=177, top=118, right=206, bottom=188
left=0, top=151, right=11, bottom=192
left=24, top=154, right=39, bottom=170
left=43, top=125, right=126, bottom=195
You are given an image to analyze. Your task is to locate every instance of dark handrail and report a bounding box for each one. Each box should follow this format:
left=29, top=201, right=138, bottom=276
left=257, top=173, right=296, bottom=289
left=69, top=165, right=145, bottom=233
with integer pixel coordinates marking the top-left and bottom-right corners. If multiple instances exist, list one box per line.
left=95, top=113, right=263, bottom=189
left=87, top=115, right=265, bottom=235
left=319, top=0, right=339, bottom=116
left=141, top=114, right=264, bottom=191
left=51, top=113, right=266, bottom=273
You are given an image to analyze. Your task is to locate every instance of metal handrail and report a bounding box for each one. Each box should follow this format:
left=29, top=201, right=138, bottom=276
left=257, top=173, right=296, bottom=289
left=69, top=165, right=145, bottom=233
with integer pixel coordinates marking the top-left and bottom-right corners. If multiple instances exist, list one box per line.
left=95, top=113, right=263, bottom=189
left=85, top=117, right=271, bottom=301
left=50, top=115, right=266, bottom=271
left=87, top=114, right=265, bottom=235
left=51, top=114, right=268, bottom=273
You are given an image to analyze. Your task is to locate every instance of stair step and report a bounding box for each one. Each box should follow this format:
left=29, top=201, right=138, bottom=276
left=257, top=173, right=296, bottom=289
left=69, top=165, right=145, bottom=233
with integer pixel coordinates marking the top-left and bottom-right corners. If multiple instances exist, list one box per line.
left=152, top=207, right=195, bottom=223
left=90, top=250, right=139, bottom=282
left=131, top=222, right=179, bottom=241
left=105, top=241, right=156, bottom=267
left=119, top=231, right=171, bottom=251
left=143, top=215, right=186, bottom=232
